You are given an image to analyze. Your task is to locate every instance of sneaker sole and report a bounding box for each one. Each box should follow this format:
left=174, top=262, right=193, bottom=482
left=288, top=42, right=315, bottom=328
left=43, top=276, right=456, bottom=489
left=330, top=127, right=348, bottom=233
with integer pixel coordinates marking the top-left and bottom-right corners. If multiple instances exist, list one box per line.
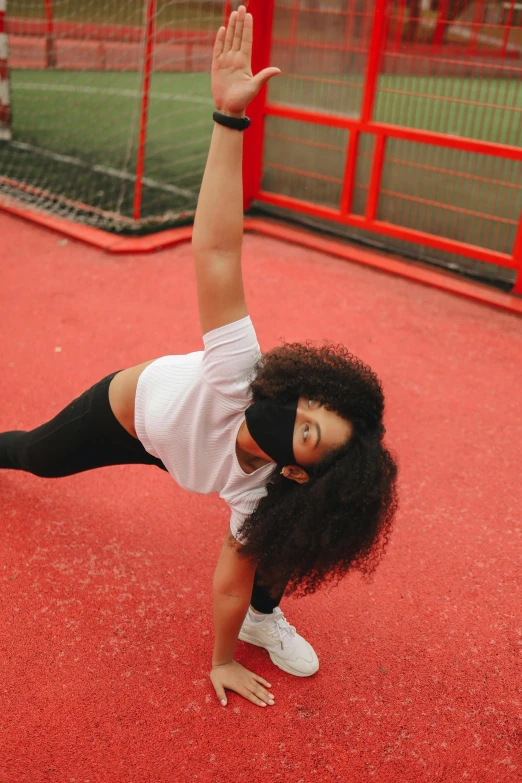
left=238, top=630, right=319, bottom=677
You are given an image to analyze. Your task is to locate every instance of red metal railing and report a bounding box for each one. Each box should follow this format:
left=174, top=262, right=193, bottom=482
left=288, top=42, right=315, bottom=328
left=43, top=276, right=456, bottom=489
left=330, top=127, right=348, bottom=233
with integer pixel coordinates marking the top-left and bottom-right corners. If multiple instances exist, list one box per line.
left=7, top=17, right=213, bottom=44
left=2, top=0, right=521, bottom=295
left=6, top=15, right=214, bottom=72
left=133, top=0, right=156, bottom=221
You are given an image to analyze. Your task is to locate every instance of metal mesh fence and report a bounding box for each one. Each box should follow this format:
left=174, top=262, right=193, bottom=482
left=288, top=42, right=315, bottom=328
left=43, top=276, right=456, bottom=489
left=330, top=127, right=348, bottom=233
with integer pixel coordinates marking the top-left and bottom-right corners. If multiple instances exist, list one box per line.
left=0, top=0, right=222, bottom=231
left=378, top=138, right=520, bottom=255
left=257, top=0, right=522, bottom=289
left=0, top=0, right=521, bottom=289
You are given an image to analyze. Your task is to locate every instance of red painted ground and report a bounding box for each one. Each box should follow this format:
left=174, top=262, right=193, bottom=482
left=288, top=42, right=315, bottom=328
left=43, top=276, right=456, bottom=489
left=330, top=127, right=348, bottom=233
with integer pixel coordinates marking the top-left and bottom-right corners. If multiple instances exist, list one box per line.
left=1, top=211, right=520, bottom=783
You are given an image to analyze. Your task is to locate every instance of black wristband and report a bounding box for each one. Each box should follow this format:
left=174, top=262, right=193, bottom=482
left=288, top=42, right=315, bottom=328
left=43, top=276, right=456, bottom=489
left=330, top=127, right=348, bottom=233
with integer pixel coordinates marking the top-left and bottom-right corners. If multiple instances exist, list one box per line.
left=213, top=111, right=251, bottom=131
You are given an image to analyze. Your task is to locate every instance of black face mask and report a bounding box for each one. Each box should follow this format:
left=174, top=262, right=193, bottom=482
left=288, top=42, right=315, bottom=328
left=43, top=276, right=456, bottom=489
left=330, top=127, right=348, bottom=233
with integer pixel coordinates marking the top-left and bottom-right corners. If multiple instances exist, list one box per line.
left=244, top=397, right=299, bottom=467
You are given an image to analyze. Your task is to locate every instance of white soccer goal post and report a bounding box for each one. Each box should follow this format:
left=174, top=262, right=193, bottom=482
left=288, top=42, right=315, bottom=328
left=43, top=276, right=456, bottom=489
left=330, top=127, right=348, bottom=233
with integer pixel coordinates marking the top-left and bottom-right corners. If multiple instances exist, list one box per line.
left=0, top=0, right=11, bottom=141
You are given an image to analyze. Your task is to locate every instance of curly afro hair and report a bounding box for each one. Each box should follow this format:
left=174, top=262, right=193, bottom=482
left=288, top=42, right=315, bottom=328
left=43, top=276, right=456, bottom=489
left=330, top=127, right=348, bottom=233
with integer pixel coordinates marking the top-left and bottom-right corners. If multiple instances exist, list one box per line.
left=235, top=340, right=399, bottom=599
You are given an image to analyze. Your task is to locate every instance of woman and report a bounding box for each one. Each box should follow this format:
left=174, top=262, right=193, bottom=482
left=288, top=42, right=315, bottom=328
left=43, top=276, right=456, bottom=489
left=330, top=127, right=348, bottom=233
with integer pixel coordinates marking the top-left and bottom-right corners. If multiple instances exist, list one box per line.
left=0, top=6, right=398, bottom=709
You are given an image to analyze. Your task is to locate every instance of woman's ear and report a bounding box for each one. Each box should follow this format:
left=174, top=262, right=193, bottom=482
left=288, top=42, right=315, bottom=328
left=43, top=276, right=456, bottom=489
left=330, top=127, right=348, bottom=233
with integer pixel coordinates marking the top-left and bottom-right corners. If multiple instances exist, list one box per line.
left=281, top=466, right=310, bottom=484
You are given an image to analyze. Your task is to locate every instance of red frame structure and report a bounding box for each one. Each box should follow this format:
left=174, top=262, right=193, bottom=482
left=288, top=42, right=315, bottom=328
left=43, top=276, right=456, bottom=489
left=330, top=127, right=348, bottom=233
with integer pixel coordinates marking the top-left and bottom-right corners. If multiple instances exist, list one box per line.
left=1, top=0, right=521, bottom=312
left=133, top=0, right=156, bottom=221
left=242, top=0, right=522, bottom=295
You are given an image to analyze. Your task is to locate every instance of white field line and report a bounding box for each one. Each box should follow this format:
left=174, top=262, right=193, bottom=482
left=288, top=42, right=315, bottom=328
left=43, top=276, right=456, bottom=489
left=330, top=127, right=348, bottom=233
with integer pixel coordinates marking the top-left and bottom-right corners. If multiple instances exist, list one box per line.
left=11, top=140, right=197, bottom=198
left=14, top=81, right=215, bottom=106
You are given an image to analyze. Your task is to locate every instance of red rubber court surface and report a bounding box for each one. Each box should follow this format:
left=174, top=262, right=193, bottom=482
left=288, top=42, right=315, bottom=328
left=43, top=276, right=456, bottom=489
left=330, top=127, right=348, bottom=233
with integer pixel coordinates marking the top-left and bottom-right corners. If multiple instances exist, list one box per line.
left=1, top=211, right=520, bottom=783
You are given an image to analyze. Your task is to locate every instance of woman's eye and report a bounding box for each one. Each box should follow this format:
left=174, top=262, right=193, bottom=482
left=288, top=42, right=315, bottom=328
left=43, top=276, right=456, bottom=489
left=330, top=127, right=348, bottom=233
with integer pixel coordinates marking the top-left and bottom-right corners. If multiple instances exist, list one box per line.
left=304, top=424, right=309, bottom=441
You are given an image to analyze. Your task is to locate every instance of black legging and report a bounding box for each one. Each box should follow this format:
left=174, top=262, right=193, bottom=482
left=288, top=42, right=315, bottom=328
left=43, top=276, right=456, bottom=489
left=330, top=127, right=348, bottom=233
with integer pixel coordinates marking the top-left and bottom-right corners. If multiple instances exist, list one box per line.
left=0, top=371, right=283, bottom=613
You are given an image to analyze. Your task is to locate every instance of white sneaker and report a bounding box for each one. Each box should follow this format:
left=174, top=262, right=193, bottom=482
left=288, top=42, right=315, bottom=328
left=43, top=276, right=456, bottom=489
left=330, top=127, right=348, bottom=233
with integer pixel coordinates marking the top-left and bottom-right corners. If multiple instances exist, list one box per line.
left=239, top=607, right=319, bottom=677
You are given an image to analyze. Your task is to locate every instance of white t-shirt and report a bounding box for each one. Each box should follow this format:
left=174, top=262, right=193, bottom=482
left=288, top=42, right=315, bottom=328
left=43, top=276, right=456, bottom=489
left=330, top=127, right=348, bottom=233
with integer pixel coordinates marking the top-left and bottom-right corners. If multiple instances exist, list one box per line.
left=134, top=316, right=276, bottom=543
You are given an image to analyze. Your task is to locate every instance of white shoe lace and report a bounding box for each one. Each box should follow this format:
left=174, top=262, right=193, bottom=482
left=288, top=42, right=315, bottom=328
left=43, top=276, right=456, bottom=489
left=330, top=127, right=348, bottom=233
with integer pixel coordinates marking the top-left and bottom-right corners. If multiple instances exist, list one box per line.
left=269, top=611, right=297, bottom=650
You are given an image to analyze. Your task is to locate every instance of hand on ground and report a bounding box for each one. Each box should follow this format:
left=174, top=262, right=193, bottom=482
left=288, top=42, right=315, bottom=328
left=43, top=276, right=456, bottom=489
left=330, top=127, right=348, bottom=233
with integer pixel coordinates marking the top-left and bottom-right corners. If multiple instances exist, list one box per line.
left=210, top=659, right=275, bottom=709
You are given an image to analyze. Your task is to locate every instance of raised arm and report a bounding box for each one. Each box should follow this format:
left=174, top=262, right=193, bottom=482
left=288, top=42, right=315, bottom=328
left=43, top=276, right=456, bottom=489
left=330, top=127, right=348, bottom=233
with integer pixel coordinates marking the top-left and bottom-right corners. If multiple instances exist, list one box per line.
left=191, top=4, right=280, bottom=336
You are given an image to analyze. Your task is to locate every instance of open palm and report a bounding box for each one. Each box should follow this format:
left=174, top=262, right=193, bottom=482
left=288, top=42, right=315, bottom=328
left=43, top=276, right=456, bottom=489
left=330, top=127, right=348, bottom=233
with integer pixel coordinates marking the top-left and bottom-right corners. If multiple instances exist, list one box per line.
left=211, top=4, right=280, bottom=116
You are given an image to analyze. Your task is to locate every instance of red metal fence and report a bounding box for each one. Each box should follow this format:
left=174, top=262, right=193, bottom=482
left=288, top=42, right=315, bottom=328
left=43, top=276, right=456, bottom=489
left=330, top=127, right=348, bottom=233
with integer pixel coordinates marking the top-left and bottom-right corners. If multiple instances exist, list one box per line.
left=1, top=1, right=222, bottom=230
left=244, top=0, right=522, bottom=293
left=6, top=15, right=215, bottom=72
left=1, top=0, right=521, bottom=294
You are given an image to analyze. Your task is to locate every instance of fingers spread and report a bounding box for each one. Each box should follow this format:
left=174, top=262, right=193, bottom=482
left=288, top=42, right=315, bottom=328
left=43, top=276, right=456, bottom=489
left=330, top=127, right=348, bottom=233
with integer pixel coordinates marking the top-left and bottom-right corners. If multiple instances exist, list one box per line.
left=256, top=688, right=274, bottom=704
left=213, top=26, right=226, bottom=60
left=253, top=674, right=272, bottom=689
left=247, top=681, right=274, bottom=706
left=233, top=5, right=246, bottom=52
left=224, top=10, right=237, bottom=53
left=241, top=13, right=253, bottom=57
